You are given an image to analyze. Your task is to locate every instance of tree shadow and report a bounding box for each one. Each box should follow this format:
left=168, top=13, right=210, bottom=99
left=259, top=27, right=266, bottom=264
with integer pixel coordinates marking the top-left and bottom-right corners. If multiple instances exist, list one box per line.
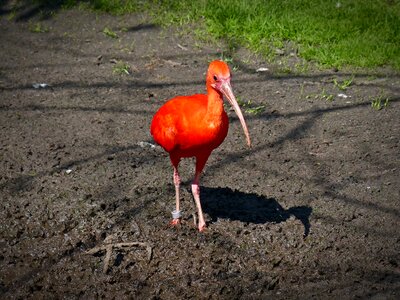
left=126, top=23, right=158, bottom=32
left=0, top=0, right=66, bottom=21
left=0, top=143, right=159, bottom=194
left=201, top=186, right=312, bottom=237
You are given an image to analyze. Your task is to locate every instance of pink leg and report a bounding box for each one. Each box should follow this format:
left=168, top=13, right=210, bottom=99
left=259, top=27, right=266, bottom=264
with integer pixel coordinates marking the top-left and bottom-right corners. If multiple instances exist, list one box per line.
left=191, top=154, right=210, bottom=232
left=192, top=176, right=206, bottom=231
left=170, top=166, right=181, bottom=226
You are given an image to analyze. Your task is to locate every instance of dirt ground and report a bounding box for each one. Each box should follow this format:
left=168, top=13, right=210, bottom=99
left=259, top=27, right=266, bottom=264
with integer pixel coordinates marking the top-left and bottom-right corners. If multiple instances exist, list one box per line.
left=1, top=6, right=400, bottom=300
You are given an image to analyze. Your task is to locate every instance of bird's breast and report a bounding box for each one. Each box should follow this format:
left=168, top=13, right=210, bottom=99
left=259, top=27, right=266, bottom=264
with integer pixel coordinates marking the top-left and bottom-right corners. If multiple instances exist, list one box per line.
left=178, top=111, right=229, bottom=152
left=151, top=95, right=229, bottom=156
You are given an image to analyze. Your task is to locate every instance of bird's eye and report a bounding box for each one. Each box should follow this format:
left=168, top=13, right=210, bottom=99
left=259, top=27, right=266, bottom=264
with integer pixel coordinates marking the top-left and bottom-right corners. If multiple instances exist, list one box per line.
left=213, top=75, right=218, bottom=81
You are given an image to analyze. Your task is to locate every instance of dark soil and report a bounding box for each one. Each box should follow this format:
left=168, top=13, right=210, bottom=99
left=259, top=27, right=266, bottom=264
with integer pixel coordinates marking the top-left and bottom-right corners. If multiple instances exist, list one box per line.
left=1, top=6, right=400, bottom=300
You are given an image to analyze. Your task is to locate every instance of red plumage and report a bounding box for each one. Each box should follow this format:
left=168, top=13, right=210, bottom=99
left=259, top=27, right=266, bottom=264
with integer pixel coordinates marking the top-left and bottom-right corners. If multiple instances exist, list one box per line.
left=151, top=60, right=250, bottom=231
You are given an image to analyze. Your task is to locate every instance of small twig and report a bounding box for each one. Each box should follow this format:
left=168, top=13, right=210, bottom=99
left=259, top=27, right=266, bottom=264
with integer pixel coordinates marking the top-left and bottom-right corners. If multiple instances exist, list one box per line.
left=103, top=245, right=112, bottom=273
left=163, top=59, right=182, bottom=67
left=192, top=212, right=197, bottom=227
left=177, top=43, right=188, bottom=51
left=86, top=242, right=152, bottom=273
left=131, top=220, right=141, bottom=236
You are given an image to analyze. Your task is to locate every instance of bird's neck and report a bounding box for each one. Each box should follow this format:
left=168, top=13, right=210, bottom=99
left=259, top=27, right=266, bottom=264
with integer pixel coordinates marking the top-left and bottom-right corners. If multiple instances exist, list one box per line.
left=206, top=87, right=224, bottom=118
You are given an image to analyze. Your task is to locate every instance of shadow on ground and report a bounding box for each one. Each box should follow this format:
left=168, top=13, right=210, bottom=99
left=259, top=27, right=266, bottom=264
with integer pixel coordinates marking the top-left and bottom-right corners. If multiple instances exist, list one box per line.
left=201, top=186, right=312, bottom=237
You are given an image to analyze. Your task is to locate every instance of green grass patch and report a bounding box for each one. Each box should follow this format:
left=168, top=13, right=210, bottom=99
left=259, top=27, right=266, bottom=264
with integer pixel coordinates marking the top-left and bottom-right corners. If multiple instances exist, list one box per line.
left=29, top=22, right=49, bottom=33
left=112, top=61, right=131, bottom=75
left=25, top=0, right=400, bottom=70
left=371, top=93, right=390, bottom=110
left=102, top=27, right=119, bottom=38
left=58, top=0, right=141, bottom=14
left=147, top=0, right=400, bottom=70
left=305, top=88, right=335, bottom=102
left=333, top=76, right=354, bottom=91
left=236, top=97, right=266, bottom=115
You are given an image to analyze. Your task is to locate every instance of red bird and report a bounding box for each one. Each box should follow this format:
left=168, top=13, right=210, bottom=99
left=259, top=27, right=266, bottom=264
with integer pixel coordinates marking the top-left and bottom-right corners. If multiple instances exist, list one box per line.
left=151, top=60, right=251, bottom=231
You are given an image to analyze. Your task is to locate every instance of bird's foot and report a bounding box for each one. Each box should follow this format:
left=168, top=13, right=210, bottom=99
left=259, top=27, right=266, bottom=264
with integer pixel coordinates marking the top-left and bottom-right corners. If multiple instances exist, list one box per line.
left=198, top=221, right=206, bottom=232
left=170, top=218, right=181, bottom=226
left=170, top=209, right=182, bottom=227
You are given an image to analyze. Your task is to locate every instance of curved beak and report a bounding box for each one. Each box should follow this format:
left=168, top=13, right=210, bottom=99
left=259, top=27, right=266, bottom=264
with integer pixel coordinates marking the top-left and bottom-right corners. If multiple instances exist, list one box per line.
left=217, top=79, right=251, bottom=147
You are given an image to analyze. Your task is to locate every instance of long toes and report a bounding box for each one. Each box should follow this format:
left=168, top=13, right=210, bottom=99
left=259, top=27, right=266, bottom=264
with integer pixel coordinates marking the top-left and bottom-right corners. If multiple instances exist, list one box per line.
left=198, top=224, right=206, bottom=232
left=170, top=219, right=180, bottom=226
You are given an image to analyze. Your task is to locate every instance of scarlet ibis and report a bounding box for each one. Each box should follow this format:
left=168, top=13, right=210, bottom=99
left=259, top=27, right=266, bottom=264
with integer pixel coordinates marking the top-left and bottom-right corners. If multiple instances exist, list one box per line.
left=150, top=60, right=251, bottom=231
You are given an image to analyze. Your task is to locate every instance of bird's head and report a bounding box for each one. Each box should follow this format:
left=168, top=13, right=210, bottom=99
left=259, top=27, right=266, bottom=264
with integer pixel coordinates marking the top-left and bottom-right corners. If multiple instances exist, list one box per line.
left=207, top=60, right=251, bottom=148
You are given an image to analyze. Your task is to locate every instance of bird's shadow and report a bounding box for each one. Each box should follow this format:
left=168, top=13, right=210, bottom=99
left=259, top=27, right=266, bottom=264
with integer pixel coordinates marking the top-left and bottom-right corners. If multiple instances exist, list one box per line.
left=200, top=186, right=312, bottom=237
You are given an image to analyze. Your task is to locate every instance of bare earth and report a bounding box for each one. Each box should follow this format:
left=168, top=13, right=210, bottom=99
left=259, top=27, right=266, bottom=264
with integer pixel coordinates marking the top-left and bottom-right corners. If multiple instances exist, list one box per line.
left=1, top=8, right=400, bottom=300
